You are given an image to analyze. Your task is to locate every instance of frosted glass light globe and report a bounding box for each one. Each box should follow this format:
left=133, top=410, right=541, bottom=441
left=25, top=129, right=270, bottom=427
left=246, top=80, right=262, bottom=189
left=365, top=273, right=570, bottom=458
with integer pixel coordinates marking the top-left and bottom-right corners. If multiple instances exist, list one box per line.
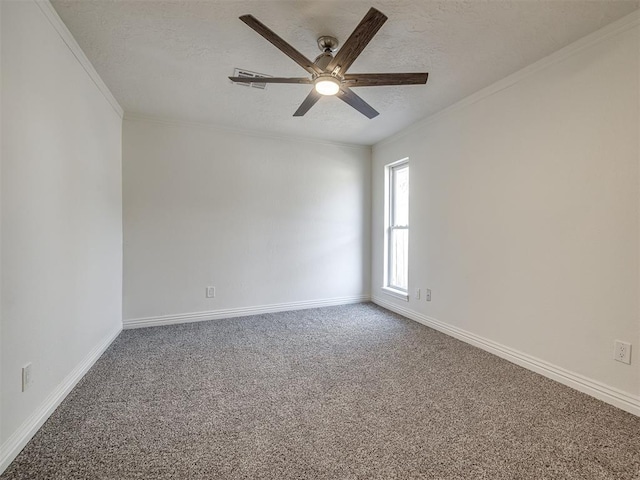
left=314, top=77, right=340, bottom=96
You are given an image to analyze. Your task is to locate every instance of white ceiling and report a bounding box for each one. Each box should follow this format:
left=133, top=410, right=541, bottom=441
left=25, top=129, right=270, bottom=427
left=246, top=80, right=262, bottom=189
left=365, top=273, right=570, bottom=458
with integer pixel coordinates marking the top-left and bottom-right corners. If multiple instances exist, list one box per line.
left=52, top=0, right=638, bottom=146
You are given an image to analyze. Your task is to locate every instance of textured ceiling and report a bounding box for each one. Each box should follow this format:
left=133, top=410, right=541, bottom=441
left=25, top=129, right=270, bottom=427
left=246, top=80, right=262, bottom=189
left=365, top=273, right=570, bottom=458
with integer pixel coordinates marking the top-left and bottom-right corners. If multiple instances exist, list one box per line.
left=52, top=0, right=639, bottom=145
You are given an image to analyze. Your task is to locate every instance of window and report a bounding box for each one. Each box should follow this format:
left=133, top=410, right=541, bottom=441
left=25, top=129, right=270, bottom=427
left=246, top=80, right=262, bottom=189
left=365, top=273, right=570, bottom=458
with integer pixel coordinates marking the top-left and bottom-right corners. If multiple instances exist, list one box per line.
left=383, top=159, right=409, bottom=300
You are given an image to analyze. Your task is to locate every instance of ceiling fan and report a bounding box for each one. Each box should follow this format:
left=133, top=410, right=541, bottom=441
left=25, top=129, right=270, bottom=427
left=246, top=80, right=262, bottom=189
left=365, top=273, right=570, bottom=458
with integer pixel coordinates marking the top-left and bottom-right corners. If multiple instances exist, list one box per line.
left=228, top=7, right=429, bottom=119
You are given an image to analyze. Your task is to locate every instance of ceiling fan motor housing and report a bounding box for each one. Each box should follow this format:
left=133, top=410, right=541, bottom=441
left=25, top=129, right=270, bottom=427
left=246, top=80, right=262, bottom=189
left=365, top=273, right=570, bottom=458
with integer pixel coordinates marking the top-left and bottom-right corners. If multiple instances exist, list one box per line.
left=314, top=37, right=339, bottom=71
left=314, top=52, right=334, bottom=71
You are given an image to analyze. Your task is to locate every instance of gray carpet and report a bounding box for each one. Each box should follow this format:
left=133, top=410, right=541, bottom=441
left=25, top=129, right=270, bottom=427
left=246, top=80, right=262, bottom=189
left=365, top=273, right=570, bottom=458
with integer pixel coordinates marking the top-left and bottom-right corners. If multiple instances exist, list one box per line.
left=2, top=303, right=640, bottom=479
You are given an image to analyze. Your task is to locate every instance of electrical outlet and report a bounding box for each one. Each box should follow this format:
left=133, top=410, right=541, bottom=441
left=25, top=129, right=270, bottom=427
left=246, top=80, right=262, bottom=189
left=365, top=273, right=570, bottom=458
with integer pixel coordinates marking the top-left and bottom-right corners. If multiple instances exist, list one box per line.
left=613, top=340, right=631, bottom=365
left=22, top=363, right=32, bottom=392
left=426, top=289, right=431, bottom=302
left=415, top=288, right=421, bottom=300
left=206, top=286, right=216, bottom=298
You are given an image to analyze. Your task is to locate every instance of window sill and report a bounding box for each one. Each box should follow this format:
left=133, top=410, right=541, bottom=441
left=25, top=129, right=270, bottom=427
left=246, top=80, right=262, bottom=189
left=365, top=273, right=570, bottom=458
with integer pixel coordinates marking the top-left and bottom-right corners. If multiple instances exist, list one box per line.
left=381, top=286, right=409, bottom=302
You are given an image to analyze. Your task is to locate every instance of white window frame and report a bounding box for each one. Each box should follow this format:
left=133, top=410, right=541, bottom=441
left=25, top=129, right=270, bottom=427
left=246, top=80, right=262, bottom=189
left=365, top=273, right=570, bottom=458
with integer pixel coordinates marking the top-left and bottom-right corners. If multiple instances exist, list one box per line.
left=382, top=158, right=409, bottom=301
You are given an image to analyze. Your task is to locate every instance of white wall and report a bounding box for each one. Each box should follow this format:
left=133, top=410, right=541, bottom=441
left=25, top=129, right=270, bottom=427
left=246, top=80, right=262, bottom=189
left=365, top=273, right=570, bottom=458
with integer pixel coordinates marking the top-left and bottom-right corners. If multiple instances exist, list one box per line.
left=123, top=117, right=370, bottom=325
left=372, top=17, right=640, bottom=411
left=1, top=0, right=122, bottom=469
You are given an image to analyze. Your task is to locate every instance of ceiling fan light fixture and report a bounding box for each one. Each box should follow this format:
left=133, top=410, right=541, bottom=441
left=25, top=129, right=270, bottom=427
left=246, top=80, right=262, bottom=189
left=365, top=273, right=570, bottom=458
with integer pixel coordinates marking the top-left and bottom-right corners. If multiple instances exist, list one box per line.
left=234, top=9, right=427, bottom=118
left=314, top=76, right=340, bottom=96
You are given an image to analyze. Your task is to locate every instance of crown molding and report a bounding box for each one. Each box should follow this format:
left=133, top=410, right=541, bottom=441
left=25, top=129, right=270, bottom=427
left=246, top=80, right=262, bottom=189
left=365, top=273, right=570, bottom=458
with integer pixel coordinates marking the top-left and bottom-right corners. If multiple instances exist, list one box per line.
left=376, top=9, right=640, bottom=149
left=35, top=0, right=124, bottom=118
left=123, top=112, right=372, bottom=152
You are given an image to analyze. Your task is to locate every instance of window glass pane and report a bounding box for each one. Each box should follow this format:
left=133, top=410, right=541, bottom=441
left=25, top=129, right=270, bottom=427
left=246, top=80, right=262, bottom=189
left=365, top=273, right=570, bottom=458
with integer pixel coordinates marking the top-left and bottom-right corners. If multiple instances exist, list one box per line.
left=393, top=166, right=409, bottom=226
left=385, top=160, right=409, bottom=294
left=390, top=228, right=408, bottom=290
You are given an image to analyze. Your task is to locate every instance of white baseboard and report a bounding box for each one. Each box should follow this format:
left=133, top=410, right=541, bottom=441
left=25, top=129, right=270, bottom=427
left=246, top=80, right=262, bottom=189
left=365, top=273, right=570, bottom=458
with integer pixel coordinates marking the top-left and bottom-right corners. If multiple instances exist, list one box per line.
left=123, top=294, right=371, bottom=329
left=0, top=326, right=122, bottom=474
left=372, top=295, right=640, bottom=417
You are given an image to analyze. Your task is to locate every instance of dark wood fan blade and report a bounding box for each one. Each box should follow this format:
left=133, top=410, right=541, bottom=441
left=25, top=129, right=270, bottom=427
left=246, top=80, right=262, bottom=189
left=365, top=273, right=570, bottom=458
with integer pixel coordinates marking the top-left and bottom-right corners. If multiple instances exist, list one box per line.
left=326, top=8, right=387, bottom=75
left=240, top=15, right=323, bottom=76
left=343, top=72, right=428, bottom=87
left=229, top=77, right=312, bottom=84
left=337, top=87, right=379, bottom=119
left=293, top=89, right=322, bottom=116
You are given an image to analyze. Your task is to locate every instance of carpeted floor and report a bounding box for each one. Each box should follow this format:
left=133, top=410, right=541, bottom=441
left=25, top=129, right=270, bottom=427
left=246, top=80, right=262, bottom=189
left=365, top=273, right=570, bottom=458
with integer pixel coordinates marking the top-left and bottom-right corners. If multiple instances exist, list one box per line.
left=2, top=303, right=640, bottom=479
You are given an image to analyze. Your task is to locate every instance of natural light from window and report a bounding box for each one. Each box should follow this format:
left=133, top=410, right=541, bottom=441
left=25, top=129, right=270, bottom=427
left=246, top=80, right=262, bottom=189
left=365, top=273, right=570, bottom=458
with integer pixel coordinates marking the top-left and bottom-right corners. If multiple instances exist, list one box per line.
left=384, top=160, right=409, bottom=298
